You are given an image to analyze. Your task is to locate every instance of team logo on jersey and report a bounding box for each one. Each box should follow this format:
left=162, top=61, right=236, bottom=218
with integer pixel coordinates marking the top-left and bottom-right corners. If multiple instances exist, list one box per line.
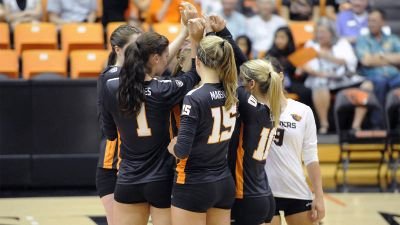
left=109, top=67, right=118, bottom=73
left=175, top=80, right=184, bottom=87
left=291, top=114, right=302, bottom=122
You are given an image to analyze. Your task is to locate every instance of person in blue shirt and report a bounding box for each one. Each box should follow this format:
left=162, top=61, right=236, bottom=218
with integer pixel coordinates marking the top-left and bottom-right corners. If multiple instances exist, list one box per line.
left=355, top=8, right=400, bottom=126
left=336, top=0, right=369, bottom=44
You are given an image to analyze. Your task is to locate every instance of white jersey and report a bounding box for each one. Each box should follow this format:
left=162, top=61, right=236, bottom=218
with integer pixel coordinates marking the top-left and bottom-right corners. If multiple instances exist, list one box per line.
left=265, top=99, right=318, bottom=200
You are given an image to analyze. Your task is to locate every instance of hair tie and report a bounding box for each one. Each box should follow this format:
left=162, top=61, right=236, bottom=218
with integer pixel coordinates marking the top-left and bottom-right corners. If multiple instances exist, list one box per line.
left=220, top=41, right=225, bottom=48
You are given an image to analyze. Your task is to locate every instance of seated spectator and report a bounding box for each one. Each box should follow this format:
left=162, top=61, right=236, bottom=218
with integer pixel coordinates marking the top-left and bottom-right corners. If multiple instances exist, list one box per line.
left=267, top=26, right=313, bottom=107
left=336, top=0, right=369, bottom=44
left=101, top=0, right=129, bottom=26
left=200, top=0, right=222, bottom=15
left=355, top=8, right=400, bottom=123
left=216, top=0, right=247, bottom=39
left=3, top=0, right=41, bottom=28
left=48, top=0, right=97, bottom=26
left=246, top=0, right=287, bottom=57
left=281, top=0, right=319, bottom=21
left=302, top=18, right=362, bottom=133
left=236, top=35, right=252, bottom=59
left=0, top=0, right=5, bottom=21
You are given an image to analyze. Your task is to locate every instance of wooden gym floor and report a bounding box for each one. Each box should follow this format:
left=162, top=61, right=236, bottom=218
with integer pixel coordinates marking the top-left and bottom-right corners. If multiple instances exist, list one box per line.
left=0, top=193, right=399, bottom=225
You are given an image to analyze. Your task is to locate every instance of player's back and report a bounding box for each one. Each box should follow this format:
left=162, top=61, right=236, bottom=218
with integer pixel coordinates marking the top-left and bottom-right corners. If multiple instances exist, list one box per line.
left=176, top=83, right=237, bottom=184
left=229, top=87, right=275, bottom=198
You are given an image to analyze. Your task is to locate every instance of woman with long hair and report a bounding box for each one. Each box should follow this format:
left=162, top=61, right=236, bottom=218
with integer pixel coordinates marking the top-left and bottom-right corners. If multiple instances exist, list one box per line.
left=167, top=33, right=238, bottom=225
left=229, top=59, right=285, bottom=225
left=101, top=6, right=201, bottom=225
left=96, top=24, right=142, bottom=225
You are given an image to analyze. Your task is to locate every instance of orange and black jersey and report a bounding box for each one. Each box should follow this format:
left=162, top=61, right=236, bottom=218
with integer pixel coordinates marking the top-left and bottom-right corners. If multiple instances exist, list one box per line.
left=173, top=83, right=237, bottom=184
left=97, top=66, right=121, bottom=169
left=228, top=87, right=274, bottom=199
left=102, top=60, right=200, bottom=185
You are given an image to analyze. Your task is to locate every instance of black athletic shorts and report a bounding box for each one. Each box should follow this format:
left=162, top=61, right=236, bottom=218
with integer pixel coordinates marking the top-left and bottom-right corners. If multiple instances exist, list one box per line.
left=114, top=180, right=173, bottom=208
left=171, top=176, right=235, bottom=213
left=96, top=167, right=118, bottom=198
left=231, top=194, right=275, bottom=225
left=274, top=197, right=312, bottom=216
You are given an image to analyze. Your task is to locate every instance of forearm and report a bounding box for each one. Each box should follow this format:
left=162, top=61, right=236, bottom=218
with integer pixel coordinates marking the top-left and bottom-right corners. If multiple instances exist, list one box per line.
left=383, top=53, right=400, bottom=65
left=307, top=161, right=324, bottom=197
left=133, top=0, right=151, bottom=11
left=168, top=27, right=189, bottom=64
left=174, top=116, right=197, bottom=159
left=49, top=13, right=67, bottom=25
left=362, top=54, right=389, bottom=67
left=87, top=11, right=97, bottom=23
left=280, top=6, right=289, bottom=20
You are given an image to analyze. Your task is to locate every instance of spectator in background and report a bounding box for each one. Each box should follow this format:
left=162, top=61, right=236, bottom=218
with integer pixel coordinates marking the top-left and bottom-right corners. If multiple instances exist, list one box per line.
left=3, top=0, right=41, bottom=28
left=236, top=35, right=252, bottom=59
left=0, top=0, right=5, bottom=21
left=336, top=0, right=369, bottom=44
left=48, top=0, right=97, bottom=26
left=246, top=0, right=286, bottom=57
left=281, top=0, right=320, bottom=21
left=101, top=0, right=129, bottom=26
left=200, top=0, right=222, bottom=15
left=267, top=26, right=313, bottom=107
left=217, top=0, right=247, bottom=39
left=303, top=18, right=359, bottom=134
left=356, top=8, right=400, bottom=108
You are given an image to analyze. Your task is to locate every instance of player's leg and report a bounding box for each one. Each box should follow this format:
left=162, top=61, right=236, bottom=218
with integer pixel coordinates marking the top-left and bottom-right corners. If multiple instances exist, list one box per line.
left=113, top=183, right=150, bottom=225
left=282, top=198, right=314, bottom=225
left=96, top=168, right=118, bottom=225
left=207, top=176, right=235, bottom=225
left=146, top=180, right=174, bottom=225
left=270, top=216, right=281, bottom=225
left=264, top=194, right=276, bottom=225
left=172, top=206, right=206, bottom=225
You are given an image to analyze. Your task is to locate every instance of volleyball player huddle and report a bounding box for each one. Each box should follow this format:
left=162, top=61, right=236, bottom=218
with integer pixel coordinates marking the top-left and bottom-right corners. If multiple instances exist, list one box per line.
left=96, top=2, right=325, bottom=225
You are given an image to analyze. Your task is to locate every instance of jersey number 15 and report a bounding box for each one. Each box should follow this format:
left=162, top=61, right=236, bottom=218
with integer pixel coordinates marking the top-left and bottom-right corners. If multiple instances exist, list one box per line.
left=208, top=106, right=237, bottom=144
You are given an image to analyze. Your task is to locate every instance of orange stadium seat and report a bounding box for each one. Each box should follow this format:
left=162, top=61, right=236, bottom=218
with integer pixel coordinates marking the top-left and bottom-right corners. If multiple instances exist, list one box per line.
left=22, top=50, right=67, bottom=79
left=0, top=50, right=19, bottom=78
left=0, top=23, right=10, bottom=49
left=70, top=50, right=109, bottom=79
left=289, top=21, right=315, bottom=48
left=61, top=23, right=104, bottom=55
left=152, top=22, right=181, bottom=42
left=14, top=23, right=57, bottom=56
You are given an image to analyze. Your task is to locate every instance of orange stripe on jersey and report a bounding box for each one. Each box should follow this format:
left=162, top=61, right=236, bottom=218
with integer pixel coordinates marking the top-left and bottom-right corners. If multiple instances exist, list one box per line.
left=103, top=139, right=117, bottom=169
left=117, top=131, right=122, bottom=169
left=235, top=125, right=245, bottom=199
left=176, top=158, right=187, bottom=184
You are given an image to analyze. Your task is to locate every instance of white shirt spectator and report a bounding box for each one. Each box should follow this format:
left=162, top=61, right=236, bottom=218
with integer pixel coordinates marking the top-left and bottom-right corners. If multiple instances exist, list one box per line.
left=218, top=10, right=247, bottom=39
left=47, top=0, right=97, bottom=23
left=246, top=14, right=287, bottom=56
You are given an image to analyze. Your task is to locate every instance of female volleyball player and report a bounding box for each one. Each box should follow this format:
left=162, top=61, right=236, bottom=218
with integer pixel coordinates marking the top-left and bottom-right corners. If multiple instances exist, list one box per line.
left=167, top=26, right=238, bottom=225
left=229, top=59, right=284, bottom=225
left=96, top=24, right=142, bottom=225
left=265, top=58, right=325, bottom=225
left=101, top=7, right=201, bottom=225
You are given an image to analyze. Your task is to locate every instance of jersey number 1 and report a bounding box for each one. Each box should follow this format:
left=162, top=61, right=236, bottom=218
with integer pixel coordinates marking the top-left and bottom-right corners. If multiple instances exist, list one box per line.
left=208, top=106, right=237, bottom=144
left=137, top=103, right=152, bottom=137
left=253, top=128, right=276, bottom=161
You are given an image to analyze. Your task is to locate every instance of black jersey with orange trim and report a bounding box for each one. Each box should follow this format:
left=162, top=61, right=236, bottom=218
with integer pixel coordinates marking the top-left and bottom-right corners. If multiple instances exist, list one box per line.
left=173, top=83, right=237, bottom=184
left=97, top=66, right=121, bottom=169
left=102, top=60, right=200, bottom=185
left=228, top=87, right=274, bottom=199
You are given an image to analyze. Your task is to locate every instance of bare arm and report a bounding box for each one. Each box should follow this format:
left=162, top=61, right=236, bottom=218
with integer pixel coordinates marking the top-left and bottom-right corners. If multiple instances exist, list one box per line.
left=382, top=53, right=400, bottom=65
left=318, top=50, right=347, bottom=66
left=306, top=162, right=325, bottom=222
left=49, top=12, right=67, bottom=25
left=312, top=6, right=320, bottom=22
left=361, top=54, right=390, bottom=67
left=86, top=10, right=97, bottom=22
left=5, top=2, right=42, bottom=23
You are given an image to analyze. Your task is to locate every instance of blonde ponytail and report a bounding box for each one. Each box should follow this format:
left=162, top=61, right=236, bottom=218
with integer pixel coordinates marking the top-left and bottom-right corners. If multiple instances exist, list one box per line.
left=267, top=70, right=283, bottom=127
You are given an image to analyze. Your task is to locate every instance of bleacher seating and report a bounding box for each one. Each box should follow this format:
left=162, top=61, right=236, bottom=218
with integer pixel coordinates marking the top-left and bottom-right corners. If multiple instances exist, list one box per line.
left=70, top=50, right=109, bottom=79
left=0, top=23, right=10, bottom=49
left=14, top=23, right=58, bottom=56
left=61, top=23, right=104, bottom=55
left=22, top=50, right=67, bottom=79
left=0, top=50, right=19, bottom=79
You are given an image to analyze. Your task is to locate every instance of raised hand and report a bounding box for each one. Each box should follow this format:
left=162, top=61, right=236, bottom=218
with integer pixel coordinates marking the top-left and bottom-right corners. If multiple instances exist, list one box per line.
left=208, top=15, right=226, bottom=33
left=188, top=18, right=206, bottom=43
left=180, top=1, right=199, bottom=26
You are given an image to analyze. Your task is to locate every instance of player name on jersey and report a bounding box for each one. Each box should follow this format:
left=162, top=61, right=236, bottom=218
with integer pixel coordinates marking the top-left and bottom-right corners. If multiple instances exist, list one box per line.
left=210, top=90, right=226, bottom=100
